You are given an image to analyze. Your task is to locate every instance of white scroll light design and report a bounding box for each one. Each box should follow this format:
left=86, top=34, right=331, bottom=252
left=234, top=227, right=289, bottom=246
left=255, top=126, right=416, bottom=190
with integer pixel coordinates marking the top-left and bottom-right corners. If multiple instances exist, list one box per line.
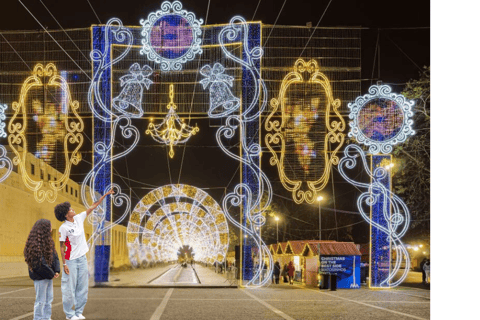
left=348, top=84, right=415, bottom=154
left=127, top=184, right=229, bottom=267
left=140, top=1, right=203, bottom=71
left=201, top=16, right=273, bottom=287
left=338, top=144, right=410, bottom=287
left=0, top=104, right=13, bottom=183
left=83, top=18, right=149, bottom=248
left=200, top=63, right=241, bottom=118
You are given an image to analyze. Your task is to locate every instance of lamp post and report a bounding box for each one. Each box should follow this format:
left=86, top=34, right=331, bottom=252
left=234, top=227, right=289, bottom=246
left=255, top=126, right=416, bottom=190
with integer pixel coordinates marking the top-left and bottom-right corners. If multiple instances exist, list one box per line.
left=275, top=216, right=280, bottom=243
left=317, top=196, right=323, bottom=241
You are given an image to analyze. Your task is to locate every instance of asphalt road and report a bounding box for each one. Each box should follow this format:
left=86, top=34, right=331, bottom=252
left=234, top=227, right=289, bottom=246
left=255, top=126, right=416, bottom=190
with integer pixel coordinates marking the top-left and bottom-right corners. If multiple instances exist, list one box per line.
left=0, top=281, right=429, bottom=320
left=149, top=265, right=198, bottom=285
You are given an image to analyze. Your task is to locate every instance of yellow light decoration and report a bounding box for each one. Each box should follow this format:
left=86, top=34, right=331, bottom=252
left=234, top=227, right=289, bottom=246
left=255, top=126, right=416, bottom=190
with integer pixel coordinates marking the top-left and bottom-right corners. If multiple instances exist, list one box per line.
left=8, top=63, right=84, bottom=203
left=127, top=184, right=229, bottom=266
left=146, top=84, right=199, bottom=158
left=265, top=59, right=345, bottom=204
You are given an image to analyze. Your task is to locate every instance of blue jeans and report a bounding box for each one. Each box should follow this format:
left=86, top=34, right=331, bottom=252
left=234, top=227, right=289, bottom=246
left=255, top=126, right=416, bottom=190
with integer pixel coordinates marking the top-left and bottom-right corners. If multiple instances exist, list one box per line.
left=61, top=254, right=88, bottom=318
left=33, top=279, right=53, bottom=320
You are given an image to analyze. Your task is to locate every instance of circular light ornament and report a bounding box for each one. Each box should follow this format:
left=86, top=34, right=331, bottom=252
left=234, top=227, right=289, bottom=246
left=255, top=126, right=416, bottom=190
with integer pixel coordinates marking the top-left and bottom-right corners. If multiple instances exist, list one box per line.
left=348, top=84, right=415, bottom=154
left=140, top=1, right=203, bottom=71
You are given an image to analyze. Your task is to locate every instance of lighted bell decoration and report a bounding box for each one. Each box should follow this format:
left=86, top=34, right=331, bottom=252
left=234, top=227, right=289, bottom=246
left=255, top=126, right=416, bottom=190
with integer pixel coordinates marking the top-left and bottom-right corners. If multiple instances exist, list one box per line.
left=146, top=84, right=199, bottom=158
left=199, top=63, right=240, bottom=118
left=112, top=63, right=153, bottom=118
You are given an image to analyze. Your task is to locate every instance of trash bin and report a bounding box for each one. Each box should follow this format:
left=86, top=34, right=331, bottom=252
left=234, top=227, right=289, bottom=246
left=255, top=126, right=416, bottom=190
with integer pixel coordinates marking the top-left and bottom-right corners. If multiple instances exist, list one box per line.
left=319, top=274, right=329, bottom=289
left=330, top=274, right=337, bottom=291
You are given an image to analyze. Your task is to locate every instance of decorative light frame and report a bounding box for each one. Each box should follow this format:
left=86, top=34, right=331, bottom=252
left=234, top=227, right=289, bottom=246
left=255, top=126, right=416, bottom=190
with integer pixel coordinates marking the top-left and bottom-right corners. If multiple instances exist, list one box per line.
left=0, top=104, right=7, bottom=138
left=200, top=16, right=273, bottom=287
left=265, top=59, right=346, bottom=204
left=146, top=84, right=199, bottom=158
left=0, top=104, right=12, bottom=183
left=140, top=1, right=203, bottom=71
left=8, top=63, right=84, bottom=203
left=348, top=84, right=415, bottom=154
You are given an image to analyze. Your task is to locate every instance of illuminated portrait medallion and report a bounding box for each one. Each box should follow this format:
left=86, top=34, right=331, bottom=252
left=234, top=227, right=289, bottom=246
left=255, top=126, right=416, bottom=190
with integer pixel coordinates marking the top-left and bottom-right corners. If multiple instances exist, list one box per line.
left=140, top=1, right=203, bottom=71
left=348, top=85, right=415, bottom=154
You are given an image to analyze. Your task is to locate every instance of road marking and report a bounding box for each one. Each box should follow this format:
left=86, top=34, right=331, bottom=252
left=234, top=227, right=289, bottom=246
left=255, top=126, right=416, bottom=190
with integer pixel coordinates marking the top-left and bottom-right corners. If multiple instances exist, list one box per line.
left=9, top=302, right=62, bottom=320
left=0, top=287, right=32, bottom=296
left=242, top=289, right=295, bottom=320
left=150, top=288, right=174, bottom=320
left=305, top=288, right=429, bottom=320
left=388, top=290, right=430, bottom=300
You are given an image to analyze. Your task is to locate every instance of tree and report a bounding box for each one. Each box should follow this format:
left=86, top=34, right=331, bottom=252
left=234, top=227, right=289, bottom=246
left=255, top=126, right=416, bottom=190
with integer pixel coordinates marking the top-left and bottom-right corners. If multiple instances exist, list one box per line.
left=393, top=66, right=430, bottom=240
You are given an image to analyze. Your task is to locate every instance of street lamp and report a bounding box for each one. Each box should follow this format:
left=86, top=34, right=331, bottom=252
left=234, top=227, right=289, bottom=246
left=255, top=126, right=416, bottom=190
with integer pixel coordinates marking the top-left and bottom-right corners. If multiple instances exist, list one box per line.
left=317, top=195, right=324, bottom=241
left=275, top=216, right=280, bottom=243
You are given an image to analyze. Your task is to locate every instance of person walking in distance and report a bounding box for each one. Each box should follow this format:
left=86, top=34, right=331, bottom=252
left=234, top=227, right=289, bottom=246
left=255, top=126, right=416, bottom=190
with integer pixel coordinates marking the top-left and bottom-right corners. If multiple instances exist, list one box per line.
left=287, top=261, right=295, bottom=285
left=273, top=261, right=281, bottom=284
left=55, top=189, right=114, bottom=320
left=24, top=219, right=60, bottom=320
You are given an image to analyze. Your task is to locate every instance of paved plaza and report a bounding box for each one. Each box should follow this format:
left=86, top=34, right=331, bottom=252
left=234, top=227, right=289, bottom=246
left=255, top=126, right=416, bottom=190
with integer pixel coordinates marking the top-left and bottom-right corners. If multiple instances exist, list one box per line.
left=0, top=265, right=430, bottom=320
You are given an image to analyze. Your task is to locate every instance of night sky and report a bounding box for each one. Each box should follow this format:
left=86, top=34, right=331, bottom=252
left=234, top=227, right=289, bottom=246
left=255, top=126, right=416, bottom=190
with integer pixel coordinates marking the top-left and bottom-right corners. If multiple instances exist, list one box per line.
left=0, top=0, right=430, bottom=244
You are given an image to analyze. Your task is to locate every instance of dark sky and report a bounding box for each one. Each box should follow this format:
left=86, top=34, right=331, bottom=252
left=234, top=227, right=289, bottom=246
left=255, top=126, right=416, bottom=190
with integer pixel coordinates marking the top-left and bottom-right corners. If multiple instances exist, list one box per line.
left=2, top=0, right=430, bottom=90
left=1, top=0, right=430, bottom=243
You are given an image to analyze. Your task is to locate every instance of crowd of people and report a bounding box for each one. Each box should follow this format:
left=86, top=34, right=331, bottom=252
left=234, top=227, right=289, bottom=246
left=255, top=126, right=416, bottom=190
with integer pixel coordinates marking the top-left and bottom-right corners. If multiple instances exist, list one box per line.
left=271, top=261, right=296, bottom=284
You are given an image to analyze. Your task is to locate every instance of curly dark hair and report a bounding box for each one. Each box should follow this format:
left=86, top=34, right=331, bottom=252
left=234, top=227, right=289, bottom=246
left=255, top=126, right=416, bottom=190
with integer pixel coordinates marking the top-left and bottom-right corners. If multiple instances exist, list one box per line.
left=24, top=219, right=54, bottom=271
left=54, top=201, right=71, bottom=222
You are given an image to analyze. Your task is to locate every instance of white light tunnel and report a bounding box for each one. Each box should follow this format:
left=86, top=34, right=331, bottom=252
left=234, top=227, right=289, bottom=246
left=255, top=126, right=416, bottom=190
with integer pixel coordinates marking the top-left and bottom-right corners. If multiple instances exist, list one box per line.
left=127, top=184, right=229, bottom=266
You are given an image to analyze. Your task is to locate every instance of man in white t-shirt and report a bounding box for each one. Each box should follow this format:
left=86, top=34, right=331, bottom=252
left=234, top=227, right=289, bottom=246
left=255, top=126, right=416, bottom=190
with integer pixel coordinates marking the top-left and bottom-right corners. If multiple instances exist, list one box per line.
left=55, top=189, right=113, bottom=320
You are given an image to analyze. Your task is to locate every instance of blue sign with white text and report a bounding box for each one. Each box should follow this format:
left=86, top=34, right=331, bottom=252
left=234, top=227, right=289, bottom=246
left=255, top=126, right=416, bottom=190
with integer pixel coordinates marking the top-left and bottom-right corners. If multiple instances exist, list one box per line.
left=320, top=255, right=360, bottom=289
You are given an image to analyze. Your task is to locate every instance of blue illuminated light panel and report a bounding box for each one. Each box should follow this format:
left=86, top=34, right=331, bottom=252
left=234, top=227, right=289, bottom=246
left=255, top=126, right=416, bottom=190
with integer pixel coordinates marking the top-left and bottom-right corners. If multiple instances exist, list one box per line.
left=92, top=26, right=112, bottom=283
left=370, top=154, right=391, bottom=288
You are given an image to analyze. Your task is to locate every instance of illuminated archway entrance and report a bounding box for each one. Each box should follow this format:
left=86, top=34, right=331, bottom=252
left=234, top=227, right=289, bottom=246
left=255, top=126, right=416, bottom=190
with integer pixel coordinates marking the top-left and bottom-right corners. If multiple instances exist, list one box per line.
left=127, top=184, right=229, bottom=267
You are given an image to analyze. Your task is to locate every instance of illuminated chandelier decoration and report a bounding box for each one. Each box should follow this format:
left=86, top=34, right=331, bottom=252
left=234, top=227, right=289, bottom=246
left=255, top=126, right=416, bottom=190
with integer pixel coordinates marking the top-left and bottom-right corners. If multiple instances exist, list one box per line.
left=0, top=104, right=13, bottom=183
left=140, top=0, right=203, bottom=71
left=201, top=16, right=274, bottom=287
left=127, top=184, right=229, bottom=266
left=348, top=84, right=415, bottom=154
left=265, top=59, right=345, bottom=204
left=8, top=63, right=84, bottom=203
left=338, top=144, right=411, bottom=287
left=146, top=84, right=199, bottom=158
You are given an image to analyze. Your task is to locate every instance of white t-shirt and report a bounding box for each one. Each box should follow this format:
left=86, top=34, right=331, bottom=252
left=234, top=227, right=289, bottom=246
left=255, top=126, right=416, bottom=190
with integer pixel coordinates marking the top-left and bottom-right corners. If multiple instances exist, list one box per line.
left=59, top=211, right=89, bottom=261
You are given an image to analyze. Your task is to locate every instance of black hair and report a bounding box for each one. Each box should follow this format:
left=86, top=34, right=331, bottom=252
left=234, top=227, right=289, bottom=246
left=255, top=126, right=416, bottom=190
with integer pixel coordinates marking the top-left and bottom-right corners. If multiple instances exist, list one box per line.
left=54, top=202, right=71, bottom=222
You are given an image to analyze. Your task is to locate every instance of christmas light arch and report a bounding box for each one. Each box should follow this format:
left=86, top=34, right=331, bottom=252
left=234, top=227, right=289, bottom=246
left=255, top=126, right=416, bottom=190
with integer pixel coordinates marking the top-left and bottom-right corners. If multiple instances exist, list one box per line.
left=127, top=184, right=229, bottom=266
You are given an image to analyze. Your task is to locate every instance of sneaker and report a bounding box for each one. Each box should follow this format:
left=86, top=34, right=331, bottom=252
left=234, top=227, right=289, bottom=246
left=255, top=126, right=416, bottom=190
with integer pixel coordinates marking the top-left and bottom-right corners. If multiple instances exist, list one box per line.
left=76, top=315, right=86, bottom=320
left=67, top=316, right=81, bottom=320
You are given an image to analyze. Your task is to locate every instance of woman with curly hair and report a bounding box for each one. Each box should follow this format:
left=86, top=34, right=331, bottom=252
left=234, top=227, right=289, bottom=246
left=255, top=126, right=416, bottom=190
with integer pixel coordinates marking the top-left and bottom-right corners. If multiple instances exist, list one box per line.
left=24, top=219, right=60, bottom=320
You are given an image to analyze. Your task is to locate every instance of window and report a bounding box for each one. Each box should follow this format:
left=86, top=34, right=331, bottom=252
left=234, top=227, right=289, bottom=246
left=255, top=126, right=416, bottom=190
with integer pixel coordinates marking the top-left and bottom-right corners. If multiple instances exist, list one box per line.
left=70, top=187, right=73, bottom=195
left=31, top=164, right=35, bottom=175
left=48, top=174, right=51, bottom=181
left=40, top=170, right=44, bottom=180
left=75, top=190, right=78, bottom=198
left=66, top=185, right=68, bottom=193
